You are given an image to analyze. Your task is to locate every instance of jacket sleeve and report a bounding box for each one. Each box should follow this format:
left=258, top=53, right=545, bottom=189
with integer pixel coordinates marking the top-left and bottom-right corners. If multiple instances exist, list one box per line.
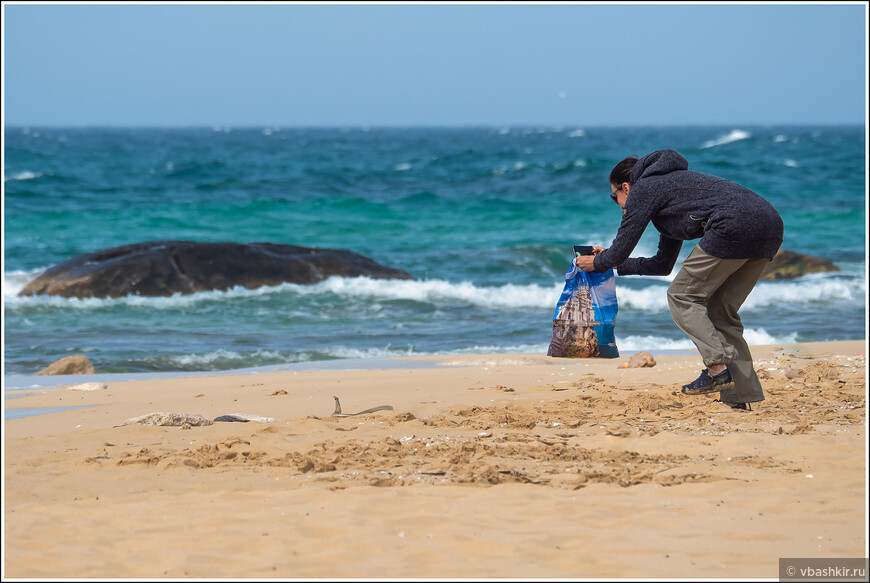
left=592, top=190, right=658, bottom=273
left=616, top=235, right=683, bottom=276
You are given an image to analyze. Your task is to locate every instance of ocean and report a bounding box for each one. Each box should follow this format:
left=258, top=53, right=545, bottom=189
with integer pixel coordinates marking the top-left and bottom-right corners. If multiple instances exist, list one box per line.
left=3, top=125, right=866, bottom=378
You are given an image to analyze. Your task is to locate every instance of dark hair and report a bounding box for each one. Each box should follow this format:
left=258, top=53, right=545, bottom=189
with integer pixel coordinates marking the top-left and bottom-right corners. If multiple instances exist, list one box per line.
left=609, top=156, right=638, bottom=186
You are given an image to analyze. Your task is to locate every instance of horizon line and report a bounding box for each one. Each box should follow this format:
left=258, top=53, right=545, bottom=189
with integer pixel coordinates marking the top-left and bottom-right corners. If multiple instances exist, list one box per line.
left=6, top=122, right=866, bottom=130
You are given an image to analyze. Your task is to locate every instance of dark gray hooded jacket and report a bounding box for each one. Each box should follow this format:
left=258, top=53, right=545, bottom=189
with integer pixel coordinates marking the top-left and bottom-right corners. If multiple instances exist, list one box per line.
left=592, top=149, right=783, bottom=276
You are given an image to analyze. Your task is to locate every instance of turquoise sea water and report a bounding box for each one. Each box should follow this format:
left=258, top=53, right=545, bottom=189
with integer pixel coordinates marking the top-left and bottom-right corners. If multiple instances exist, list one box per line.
left=3, top=125, right=866, bottom=376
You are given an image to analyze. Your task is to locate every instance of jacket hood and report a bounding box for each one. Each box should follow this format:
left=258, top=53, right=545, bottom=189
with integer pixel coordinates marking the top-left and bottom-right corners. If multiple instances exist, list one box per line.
left=630, top=149, right=689, bottom=183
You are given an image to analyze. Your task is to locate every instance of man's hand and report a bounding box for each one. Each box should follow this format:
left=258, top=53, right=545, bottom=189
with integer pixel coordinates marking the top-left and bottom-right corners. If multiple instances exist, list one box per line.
left=575, top=254, right=596, bottom=271
left=575, top=246, right=605, bottom=272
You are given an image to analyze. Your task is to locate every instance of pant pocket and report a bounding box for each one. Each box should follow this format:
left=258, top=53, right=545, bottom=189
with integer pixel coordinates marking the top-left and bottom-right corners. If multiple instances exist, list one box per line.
left=680, top=245, right=722, bottom=282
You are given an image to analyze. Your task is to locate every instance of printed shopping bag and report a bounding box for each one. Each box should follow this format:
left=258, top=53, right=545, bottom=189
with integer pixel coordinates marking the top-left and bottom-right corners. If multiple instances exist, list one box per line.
left=547, top=259, right=619, bottom=359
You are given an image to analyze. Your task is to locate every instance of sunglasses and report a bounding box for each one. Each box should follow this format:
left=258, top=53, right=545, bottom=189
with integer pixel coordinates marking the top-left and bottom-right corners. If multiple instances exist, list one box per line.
left=610, top=185, right=622, bottom=204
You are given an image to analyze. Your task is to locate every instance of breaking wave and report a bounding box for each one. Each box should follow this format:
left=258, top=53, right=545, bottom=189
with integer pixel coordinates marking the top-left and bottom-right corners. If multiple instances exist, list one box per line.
left=6, top=272, right=863, bottom=313
left=701, top=129, right=752, bottom=149
left=4, top=170, right=43, bottom=182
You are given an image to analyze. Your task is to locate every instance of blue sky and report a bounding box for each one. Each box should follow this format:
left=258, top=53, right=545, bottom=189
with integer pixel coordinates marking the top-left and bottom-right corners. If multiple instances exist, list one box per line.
left=2, top=2, right=867, bottom=127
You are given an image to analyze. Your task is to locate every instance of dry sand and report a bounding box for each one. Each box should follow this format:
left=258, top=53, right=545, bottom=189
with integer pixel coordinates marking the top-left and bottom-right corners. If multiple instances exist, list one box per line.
left=3, top=340, right=867, bottom=579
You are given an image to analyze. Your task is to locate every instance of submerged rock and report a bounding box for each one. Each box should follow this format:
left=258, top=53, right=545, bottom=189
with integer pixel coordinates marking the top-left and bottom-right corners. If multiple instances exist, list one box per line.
left=35, top=354, right=95, bottom=376
left=760, top=249, right=840, bottom=280
left=19, top=240, right=415, bottom=299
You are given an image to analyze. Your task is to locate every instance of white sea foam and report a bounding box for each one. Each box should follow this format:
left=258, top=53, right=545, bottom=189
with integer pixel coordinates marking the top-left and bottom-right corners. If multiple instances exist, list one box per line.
left=101, top=331, right=808, bottom=373
left=2, top=274, right=283, bottom=308
left=394, top=163, right=412, bottom=171
left=3, top=269, right=44, bottom=298
left=618, top=327, right=798, bottom=352
left=312, top=345, right=419, bottom=359
left=312, top=277, right=562, bottom=309
left=701, top=129, right=752, bottom=149
left=615, top=276, right=864, bottom=312
left=156, top=343, right=561, bottom=367
left=5, top=272, right=862, bottom=313
left=4, top=171, right=42, bottom=182
left=742, top=328, right=800, bottom=345
left=124, top=346, right=426, bottom=370
left=742, top=277, right=863, bottom=308
left=774, top=135, right=788, bottom=143
left=450, top=342, right=551, bottom=355
left=494, top=161, right=531, bottom=175
left=317, top=342, right=554, bottom=359
left=568, top=129, right=585, bottom=138
left=617, top=335, right=695, bottom=351
left=167, top=348, right=285, bottom=367
left=783, top=159, right=799, bottom=168
left=614, top=285, right=670, bottom=311
left=2, top=276, right=560, bottom=310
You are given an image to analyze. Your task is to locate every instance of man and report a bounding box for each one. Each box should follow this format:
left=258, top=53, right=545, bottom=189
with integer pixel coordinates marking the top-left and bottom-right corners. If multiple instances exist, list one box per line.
left=575, top=149, right=783, bottom=410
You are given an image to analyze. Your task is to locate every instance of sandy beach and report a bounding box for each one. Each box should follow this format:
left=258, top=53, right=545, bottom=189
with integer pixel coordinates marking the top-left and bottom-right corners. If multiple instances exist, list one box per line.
left=3, top=340, right=867, bottom=579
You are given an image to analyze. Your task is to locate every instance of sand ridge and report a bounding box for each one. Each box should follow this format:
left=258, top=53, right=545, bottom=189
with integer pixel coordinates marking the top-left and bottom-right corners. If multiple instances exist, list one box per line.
left=74, top=352, right=863, bottom=490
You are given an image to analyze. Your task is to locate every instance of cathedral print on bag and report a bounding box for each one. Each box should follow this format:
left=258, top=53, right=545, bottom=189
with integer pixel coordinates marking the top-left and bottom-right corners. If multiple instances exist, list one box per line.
left=547, top=259, right=619, bottom=359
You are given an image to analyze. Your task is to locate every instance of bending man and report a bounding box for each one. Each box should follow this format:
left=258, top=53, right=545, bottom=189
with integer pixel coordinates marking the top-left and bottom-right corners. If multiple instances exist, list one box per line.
left=575, top=149, right=783, bottom=410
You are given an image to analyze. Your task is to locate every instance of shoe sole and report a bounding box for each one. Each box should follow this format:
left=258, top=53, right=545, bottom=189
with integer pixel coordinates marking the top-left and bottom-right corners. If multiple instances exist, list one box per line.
left=681, top=381, right=735, bottom=395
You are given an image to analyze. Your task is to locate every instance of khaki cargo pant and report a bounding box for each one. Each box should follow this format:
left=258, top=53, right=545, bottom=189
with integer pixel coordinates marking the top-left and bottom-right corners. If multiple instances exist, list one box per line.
left=667, top=245, right=771, bottom=404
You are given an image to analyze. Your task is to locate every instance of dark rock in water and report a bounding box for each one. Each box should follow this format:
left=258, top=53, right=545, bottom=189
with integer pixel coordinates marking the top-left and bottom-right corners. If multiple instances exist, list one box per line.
left=19, top=240, right=416, bottom=299
left=760, top=249, right=840, bottom=281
